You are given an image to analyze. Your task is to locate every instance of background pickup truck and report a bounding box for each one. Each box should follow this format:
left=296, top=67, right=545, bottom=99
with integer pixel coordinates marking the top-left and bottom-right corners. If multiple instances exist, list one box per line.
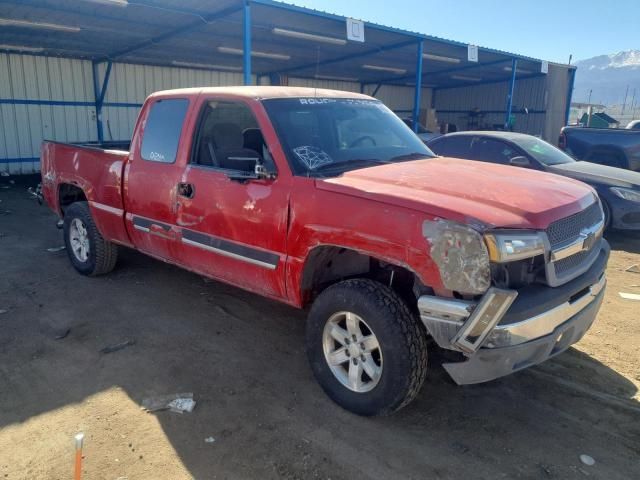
left=559, top=125, right=640, bottom=171
left=42, top=86, right=609, bottom=416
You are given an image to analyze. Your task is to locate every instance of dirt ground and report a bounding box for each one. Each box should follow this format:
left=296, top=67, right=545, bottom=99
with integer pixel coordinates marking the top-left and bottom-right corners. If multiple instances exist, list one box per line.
left=0, top=175, right=638, bottom=480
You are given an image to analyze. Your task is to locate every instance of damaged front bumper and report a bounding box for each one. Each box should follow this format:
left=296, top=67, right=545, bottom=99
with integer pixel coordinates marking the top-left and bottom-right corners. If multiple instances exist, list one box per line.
left=418, top=242, right=609, bottom=385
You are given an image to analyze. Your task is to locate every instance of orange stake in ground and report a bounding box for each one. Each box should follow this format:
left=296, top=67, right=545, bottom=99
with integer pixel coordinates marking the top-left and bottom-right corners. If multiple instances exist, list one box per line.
left=74, top=432, right=84, bottom=480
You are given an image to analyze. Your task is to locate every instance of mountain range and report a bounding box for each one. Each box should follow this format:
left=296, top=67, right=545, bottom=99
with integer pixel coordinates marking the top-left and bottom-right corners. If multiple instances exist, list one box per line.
left=573, top=50, right=640, bottom=107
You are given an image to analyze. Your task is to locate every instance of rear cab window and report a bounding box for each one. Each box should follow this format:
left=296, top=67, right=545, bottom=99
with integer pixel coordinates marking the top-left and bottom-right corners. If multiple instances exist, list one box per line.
left=141, top=98, right=189, bottom=163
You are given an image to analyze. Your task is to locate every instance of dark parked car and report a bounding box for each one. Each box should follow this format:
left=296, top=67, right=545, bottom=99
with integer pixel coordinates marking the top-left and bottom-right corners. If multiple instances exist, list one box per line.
left=428, top=131, right=640, bottom=231
left=559, top=125, right=640, bottom=172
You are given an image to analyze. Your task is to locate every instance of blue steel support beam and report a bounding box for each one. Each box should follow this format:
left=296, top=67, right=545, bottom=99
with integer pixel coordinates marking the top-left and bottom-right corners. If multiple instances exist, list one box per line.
left=92, top=60, right=113, bottom=143
left=98, top=61, right=113, bottom=107
left=412, top=41, right=424, bottom=133
left=564, top=68, right=576, bottom=125
left=504, top=58, right=517, bottom=129
left=243, top=1, right=252, bottom=85
left=371, top=84, right=382, bottom=97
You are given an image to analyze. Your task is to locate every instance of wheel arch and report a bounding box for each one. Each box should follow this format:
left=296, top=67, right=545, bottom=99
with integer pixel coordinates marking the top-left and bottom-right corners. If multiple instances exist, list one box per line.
left=298, top=244, right=426, bottom=309
left=58, top=183, right=88, bottom=215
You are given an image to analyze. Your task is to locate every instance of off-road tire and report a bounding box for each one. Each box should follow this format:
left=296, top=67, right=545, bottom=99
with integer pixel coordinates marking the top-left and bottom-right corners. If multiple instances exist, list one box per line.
left=63, top=201, right=118, bottom=276
left=306, top=279, right=428, bottom=416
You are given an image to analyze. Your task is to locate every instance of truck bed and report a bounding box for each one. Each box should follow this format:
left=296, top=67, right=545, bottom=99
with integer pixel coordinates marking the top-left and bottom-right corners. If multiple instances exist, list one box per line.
left=40, top=139, right=132, bottom=247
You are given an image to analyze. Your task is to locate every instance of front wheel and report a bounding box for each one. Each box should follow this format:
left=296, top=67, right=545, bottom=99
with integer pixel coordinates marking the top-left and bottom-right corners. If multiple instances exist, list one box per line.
left=63, top=201, right=118, bottom=276
left=306, top=279, right=428, bottom=416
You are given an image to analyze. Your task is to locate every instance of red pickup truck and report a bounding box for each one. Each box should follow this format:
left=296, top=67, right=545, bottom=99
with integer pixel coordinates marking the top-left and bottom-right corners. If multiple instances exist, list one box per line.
left=41, top=87, right=609, bottom=416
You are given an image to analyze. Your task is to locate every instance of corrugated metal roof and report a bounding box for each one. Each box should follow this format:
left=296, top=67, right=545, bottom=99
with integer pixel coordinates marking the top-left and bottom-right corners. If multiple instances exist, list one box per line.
left=0, top=0, right=558, bottom=88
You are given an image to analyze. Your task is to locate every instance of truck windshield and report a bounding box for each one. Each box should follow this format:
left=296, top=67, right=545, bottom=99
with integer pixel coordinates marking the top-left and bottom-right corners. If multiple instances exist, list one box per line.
left=515, top=136, right=574, bottom=166
left=262, top=98, right=435, bottom=177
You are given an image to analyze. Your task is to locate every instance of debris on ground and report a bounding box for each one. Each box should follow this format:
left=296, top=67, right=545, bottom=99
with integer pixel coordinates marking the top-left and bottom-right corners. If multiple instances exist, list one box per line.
left=0, top=309, right=7, bottom=315
left=0, top=210, right=11, bottom=215
left=619, top=292, right=640, bottom=301
left=46, top=246, right=66, bottom=252
left=0, top=172, right=9, bottom=177
left=54, top=328, right=70, bottom=340
left=625, top=264, right=640, bottom=274
left=141, top=393, right=196, bottom=413
left=99, top=339, right=135, bottom=354
left=204, top=436, right=216, bottom=443
left=579, top=454, right=595, bottom=466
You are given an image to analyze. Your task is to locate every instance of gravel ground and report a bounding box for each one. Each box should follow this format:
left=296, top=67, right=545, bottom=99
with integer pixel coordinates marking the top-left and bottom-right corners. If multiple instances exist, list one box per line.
left=0, top=175, right=638, bottom=479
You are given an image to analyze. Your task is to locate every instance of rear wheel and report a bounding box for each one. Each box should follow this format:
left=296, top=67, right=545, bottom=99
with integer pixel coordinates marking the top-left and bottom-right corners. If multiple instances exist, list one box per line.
left=306, top=279, right=428, bottom=416
left=63, top=201, right=118, bottom=276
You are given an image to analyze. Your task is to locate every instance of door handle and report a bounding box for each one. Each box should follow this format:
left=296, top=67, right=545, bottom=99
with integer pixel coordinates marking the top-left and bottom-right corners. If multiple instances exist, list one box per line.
left=177, top=182, right=195, bottom=199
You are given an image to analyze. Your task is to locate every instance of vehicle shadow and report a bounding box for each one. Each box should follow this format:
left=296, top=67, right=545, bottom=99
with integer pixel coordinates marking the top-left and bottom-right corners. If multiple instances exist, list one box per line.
left=1, top=180, right=639, bottom=479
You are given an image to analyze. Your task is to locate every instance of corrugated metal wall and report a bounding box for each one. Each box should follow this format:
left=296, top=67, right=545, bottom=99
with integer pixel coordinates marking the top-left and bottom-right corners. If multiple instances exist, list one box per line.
left=97, top=62, right=249, bottom=142
left=434, top=76, right=550, bottom=138
left=0, top=53, right=96, bottom=174
left=544, top=64, right=571, bottom=141
left=0, top=52, right=569, bottom=174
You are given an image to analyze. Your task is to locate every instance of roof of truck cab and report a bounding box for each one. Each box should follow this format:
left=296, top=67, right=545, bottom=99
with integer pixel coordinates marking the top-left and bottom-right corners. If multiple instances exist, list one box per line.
left=149, top=86, right=373, bottom=101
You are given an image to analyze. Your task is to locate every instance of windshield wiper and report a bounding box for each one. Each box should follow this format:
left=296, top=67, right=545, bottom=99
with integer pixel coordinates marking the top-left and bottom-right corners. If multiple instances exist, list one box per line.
left=313, top=158, right=390, bottom=172
left=389, top=152, right=433, bottom=161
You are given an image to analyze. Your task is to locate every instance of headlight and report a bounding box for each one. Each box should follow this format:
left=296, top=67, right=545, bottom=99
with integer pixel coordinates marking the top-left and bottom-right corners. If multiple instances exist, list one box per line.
left=610, top=187, right=640, bottom=203
left=423, top=220, right=490, bottom=295
left=483, top=232, right=545, bottom=263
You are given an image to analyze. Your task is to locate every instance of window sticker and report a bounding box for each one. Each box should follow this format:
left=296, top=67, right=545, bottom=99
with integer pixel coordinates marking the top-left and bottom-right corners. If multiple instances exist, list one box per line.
left=293, top=146, right=333, bottom=170
left=530, top=144, right=545, bottom=155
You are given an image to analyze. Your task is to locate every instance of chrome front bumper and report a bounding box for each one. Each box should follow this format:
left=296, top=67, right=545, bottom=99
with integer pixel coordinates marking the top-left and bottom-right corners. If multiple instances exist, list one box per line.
left=418, top=274, right=606, bottom=384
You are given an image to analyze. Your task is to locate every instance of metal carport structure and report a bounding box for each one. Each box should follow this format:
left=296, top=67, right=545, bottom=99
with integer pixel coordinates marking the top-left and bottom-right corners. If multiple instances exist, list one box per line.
left=0, top=0, right=575, bottom=172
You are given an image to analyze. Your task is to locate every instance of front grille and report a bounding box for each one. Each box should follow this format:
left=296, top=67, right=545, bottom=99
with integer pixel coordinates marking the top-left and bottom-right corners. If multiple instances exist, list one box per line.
left=545, top=201, right=604, bottom=286
left=553, top=249, right=591, bottom=276
left=546, top=201, right=603, bottom=248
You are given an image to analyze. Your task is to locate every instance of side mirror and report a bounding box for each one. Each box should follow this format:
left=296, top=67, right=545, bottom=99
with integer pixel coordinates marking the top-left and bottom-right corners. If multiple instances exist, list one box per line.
left=509, top=156, right=530, bottom=167
left=254, top=162, right=277, bottom=180
left=226, top=158, right=277, bottom=183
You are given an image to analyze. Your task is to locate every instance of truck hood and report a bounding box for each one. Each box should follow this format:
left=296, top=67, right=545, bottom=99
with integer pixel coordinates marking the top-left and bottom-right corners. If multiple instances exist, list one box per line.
left=317, top=157, right=596, bottom=229
left=548, top=161, right=640, bottom=188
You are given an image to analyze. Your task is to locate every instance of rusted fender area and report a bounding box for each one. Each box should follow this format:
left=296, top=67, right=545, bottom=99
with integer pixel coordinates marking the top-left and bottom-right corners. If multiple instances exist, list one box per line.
left=284, top=178, right=445, bottom=307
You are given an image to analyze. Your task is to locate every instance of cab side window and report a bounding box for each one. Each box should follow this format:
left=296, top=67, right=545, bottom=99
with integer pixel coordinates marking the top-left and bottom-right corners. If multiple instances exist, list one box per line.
left=141, top=98, right=189, bottom=163
left=429, top=136, right=472, bottom=158
left=192, top=100, right=275, bottom=173
left=469, top=137, right=517, bottom=164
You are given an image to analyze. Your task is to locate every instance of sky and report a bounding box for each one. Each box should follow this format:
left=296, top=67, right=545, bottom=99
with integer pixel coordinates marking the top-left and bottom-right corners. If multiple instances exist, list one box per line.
left=287, top=0, right=639, bottom=63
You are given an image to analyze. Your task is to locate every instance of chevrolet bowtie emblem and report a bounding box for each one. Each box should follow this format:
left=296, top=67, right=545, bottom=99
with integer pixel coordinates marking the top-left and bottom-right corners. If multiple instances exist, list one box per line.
left=580, top=230, right=597, bottom=252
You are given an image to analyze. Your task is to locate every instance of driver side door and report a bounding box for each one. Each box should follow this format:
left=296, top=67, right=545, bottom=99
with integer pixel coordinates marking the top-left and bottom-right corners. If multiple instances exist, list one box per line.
left=175, top=98, right=289, bottom=299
